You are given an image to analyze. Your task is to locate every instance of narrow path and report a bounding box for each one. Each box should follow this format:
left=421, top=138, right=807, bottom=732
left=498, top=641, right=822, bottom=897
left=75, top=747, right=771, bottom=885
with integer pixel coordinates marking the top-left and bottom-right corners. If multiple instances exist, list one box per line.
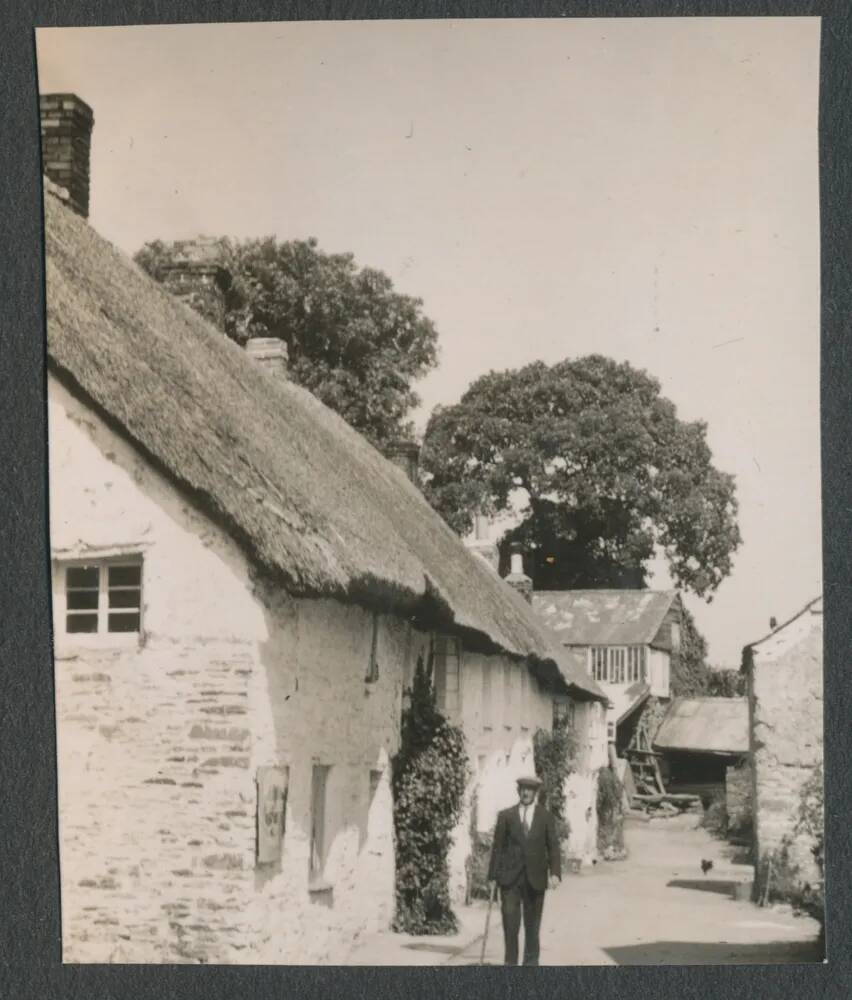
left=447, top=817, right=823, bottom=966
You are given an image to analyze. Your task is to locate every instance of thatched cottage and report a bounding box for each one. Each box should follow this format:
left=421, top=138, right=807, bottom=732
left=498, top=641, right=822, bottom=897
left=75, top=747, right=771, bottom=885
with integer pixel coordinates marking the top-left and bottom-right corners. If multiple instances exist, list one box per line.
left=42, top=93, right=606, bottom=964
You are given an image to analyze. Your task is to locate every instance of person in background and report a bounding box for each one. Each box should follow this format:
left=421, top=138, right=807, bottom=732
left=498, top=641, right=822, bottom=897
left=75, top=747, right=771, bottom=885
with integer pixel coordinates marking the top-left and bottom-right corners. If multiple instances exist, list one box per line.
left=487, top=774, right=562, bottom=966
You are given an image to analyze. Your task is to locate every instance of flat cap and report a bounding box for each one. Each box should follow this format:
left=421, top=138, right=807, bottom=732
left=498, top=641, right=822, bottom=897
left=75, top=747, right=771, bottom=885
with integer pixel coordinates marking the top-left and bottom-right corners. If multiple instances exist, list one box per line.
left=516, top=774, right=543, bottom=789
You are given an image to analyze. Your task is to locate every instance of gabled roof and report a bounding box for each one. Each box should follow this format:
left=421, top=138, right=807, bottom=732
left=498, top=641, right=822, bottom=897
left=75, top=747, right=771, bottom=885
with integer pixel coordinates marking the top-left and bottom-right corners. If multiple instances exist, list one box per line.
left=532, top=590, right=679, bottom=647
left=653, top=697, right=749, bottom=755
left=742, top=595, right=823, bottom=667
left=43, top=182, right=605, bottom=702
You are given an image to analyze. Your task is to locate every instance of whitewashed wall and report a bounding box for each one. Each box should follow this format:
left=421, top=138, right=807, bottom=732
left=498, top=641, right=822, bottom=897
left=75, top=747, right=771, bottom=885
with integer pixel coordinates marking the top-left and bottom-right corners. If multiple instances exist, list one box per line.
left=49, top=376, right=406, bottom=964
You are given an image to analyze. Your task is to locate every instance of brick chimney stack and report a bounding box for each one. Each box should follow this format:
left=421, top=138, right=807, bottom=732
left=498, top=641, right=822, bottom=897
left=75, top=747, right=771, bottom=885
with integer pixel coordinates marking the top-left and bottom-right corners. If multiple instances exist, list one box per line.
left=39, top=93, right=94, bottom=219
left=160, top=237, right=230, bottom=331
left=385, top=440, right=420, bottom=486
left=505, top=542, right=533, bottom=603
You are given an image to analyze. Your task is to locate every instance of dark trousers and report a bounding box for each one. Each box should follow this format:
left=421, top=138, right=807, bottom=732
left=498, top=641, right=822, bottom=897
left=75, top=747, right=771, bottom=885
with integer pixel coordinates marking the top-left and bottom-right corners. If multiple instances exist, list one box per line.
left=500, top=871, right=545, bottom=966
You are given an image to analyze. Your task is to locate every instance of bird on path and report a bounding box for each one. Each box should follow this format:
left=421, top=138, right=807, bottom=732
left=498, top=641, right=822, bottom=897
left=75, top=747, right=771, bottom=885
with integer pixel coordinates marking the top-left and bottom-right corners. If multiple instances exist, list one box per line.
left=700, top=859, right=714, bottom=875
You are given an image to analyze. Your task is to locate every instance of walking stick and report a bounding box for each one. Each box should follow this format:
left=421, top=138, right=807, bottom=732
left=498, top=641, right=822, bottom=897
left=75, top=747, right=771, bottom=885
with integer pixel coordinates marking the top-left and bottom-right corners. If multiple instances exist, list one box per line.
left=479, top=881, right=497, bottom=965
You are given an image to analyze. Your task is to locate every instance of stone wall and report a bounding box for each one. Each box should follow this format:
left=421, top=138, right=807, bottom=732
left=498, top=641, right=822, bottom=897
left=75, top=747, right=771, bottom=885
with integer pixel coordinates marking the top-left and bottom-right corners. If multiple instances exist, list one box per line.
left=748, top=605, right=823, bottom=899
left=49, top=376, right=406, bottom=964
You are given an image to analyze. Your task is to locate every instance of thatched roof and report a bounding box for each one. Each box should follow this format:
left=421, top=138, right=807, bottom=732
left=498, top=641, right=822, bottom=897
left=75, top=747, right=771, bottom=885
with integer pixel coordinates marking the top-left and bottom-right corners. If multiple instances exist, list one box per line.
left=654, top=697, right=748, bottom=755
left=533, top=590, right=679, bottom=648
left=43, top=183, right=604, bottom=702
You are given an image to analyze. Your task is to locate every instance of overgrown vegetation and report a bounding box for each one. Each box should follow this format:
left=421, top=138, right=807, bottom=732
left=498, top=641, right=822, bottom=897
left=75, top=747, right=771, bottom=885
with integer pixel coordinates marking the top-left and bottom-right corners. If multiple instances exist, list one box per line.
left=597, top=767, right=626, bottom=858
left=670, top=605, right=713, bottom=697
left=391, top=649, right=470, bottom=934
left=759, top=764, right=824, bottom=935
left=705, top=668, right=747, bottom=697
left=700, top=790, right=729, bottom=838
left=532, top=717, right=578, bottom=849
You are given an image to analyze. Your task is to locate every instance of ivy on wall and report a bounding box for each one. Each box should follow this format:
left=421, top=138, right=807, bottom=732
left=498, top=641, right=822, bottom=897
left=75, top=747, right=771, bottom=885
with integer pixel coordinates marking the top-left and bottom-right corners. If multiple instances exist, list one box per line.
left=391, top=648, right=470, bottom=934
left=532, top=716, right=578, bottom=846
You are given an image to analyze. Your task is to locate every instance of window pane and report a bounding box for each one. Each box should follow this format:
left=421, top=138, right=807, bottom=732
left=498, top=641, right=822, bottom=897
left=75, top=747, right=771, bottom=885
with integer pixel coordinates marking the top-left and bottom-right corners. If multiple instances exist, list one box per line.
left=108, top=612, right=140, bottom=633
left=109, top=588, right=140, bottom=609
left=67, top=613, right=98, bottom=633
left=109, top=564, right=141, bottom=587
left=310, top=765, right=329, bottom=876
left=67, top=588, right=99, bottom=611
left=67, top=565, right=99, bottom=588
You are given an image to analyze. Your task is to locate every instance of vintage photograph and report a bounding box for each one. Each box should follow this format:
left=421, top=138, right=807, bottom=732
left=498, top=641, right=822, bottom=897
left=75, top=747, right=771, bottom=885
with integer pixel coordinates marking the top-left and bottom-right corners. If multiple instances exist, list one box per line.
left=36, top=17, right=822, bottom=965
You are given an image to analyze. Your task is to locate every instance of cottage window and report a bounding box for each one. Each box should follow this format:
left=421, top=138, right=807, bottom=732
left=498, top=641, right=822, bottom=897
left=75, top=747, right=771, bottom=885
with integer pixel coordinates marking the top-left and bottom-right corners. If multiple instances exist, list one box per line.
left=553, top=699, right=575, bottom=730
left=365, top=612, right=380, bottom=683
left=310, top=764, right=331, bottom=878
left=63, top=559, right=142, bottom=635
left=482, top=663, right=493, bottom=730
left=433, top=634, right=461, bottom=717
left=501, top=660, right=514, bottom=730
left=589, top=645, right=646, bottom=684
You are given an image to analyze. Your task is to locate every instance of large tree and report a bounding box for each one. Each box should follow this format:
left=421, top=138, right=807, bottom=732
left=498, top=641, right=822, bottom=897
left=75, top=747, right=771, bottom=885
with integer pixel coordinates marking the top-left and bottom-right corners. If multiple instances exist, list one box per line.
left=421, top=356, right=741, bottom=599
left=135, top=237, right=439, bottom=449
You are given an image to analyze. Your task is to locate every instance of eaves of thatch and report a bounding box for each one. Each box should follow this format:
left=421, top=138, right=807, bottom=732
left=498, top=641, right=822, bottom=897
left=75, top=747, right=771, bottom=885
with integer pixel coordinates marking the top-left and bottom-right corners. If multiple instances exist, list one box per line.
left=43, top=184, right=605, bottom=703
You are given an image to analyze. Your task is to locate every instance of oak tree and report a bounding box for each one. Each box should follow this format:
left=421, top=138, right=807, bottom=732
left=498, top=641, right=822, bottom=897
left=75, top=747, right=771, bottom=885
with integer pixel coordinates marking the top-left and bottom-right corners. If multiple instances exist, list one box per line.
left=421, top=356, right=741, bottom=599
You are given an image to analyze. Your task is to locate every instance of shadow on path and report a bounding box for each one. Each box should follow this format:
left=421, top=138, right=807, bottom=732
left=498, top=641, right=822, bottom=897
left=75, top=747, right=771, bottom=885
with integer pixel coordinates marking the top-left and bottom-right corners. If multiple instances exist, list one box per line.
left=667, top=877, right=743, bottom=895
left=604, top=939, right=824, bottom=965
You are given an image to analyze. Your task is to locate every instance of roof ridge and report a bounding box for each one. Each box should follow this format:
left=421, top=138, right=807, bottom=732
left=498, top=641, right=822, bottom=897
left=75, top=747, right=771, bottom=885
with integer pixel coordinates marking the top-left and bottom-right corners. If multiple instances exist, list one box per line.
left=746, top=594, right=823, bottom=650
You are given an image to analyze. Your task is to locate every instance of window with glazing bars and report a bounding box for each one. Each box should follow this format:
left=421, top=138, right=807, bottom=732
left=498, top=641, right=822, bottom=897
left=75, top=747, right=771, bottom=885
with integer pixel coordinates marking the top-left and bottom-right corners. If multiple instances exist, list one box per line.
left=63, top=561, right=142, bottom=635
left=589, top=645, right=646, bottom=684
left=433, top=634, right=461, bottom=716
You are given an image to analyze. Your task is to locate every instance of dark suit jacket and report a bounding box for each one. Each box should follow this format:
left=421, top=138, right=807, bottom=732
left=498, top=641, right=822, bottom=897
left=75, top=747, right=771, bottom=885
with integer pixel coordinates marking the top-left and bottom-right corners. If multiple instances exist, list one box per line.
left=487, top=802, right=562, bottom=891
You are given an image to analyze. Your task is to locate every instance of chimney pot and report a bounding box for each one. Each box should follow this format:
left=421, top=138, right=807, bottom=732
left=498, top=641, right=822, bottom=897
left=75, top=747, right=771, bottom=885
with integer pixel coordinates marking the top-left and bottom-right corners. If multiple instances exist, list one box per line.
left=39, top=93, right=94, bottom=218
left=245, top=336, right=289, bottom=377
left=505, top=542, right=533, bottom=602
left=160, top=238, right=230, bottom=330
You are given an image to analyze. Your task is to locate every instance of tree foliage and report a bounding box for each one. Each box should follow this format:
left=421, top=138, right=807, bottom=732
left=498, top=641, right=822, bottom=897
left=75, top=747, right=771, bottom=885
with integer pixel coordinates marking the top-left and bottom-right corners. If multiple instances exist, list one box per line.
left=135, top=237, right=439, bottom=449
left=705, top=668, right=747, bottom=698
left=421, top=357, right=741, bottom=599
left=391, top=649, right=470, bottom=935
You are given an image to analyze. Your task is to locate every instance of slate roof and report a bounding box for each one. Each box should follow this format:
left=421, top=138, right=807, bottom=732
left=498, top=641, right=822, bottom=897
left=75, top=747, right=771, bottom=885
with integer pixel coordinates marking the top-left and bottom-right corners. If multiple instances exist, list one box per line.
left=653, top=697, right=749, bottom=755
left=532, top=590, right=679, bottom=647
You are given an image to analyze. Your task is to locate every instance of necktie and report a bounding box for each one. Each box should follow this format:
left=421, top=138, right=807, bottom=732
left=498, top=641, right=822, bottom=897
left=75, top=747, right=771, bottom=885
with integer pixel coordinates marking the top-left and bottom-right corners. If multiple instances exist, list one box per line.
left=522, top=806, right=530, bottom=834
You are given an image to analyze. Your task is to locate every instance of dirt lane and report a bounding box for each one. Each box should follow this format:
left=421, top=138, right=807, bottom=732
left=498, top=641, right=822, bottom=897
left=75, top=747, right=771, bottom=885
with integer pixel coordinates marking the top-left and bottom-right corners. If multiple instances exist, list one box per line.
left=447, top=817, right=823, bottom=966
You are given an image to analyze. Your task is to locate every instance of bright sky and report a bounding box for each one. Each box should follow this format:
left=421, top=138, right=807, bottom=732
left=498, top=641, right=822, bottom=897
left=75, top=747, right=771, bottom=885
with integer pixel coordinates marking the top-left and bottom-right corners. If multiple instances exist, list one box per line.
left=36, top=17, right=822, bottom=668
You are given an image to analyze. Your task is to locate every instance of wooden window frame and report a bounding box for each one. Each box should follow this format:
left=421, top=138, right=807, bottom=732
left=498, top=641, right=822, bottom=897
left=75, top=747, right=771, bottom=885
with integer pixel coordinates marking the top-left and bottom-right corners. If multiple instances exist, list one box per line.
left=432, top=633, right=461, bottom=718
left=59, top=557, right=143, bottom=640
left=309, top=764, right=331, bottom=881
left=365, top=611, right=380, bottom=683
left=589, top=645, right=648, bottom=684
left=482, top=661, right=494, bottom=730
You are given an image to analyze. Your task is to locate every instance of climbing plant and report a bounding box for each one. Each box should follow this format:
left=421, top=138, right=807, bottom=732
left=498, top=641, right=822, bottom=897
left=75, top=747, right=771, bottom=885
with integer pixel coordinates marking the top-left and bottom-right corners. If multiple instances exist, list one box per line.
left=532, top=716, right=578, bottom=844
left=391, top=648, right=470, bottom=934
left=597, top=766, right=626, bottom=858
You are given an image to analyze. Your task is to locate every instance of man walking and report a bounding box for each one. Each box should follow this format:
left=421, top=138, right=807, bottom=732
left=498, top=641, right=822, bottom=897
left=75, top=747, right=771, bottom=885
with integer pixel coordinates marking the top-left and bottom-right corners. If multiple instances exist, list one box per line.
left=487, top=774, right=561, bottom=966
